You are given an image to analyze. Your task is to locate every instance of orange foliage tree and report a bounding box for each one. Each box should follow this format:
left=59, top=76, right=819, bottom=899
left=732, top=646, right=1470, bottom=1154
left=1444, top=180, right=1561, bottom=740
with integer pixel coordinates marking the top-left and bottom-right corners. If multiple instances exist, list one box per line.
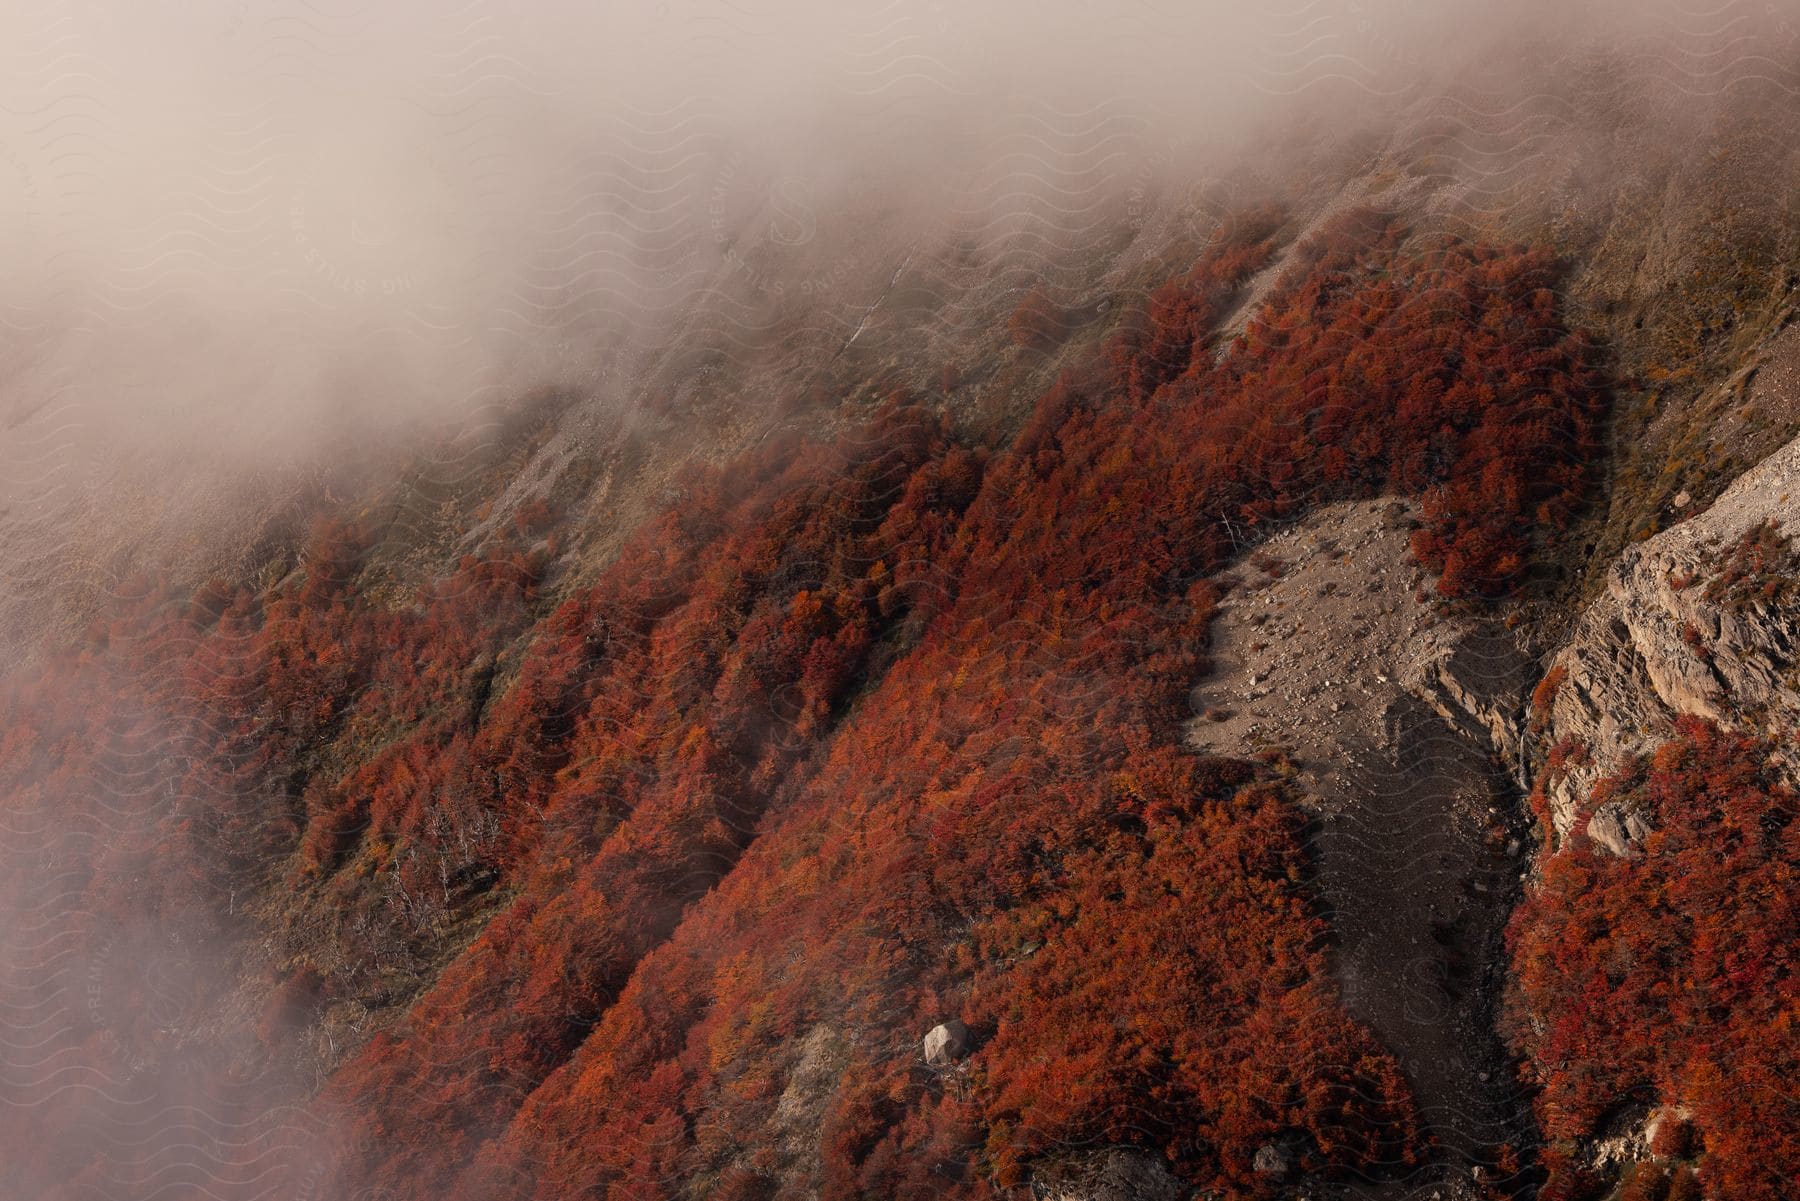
left=1507, top=718, right=1800, bottom=1201
left=0, top=207, right=1612, bottom=1201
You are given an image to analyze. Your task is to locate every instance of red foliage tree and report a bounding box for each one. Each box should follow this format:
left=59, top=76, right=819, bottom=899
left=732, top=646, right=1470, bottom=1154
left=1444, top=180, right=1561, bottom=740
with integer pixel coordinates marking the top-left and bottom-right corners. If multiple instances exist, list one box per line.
left=0, top=209, right=1613, bottom=1201
left=1507, top=718, right=1800, bottom=1201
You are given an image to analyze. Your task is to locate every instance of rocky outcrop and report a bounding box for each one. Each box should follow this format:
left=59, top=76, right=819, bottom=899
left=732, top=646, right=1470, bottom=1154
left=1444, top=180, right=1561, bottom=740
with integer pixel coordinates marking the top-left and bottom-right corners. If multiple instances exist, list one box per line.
left=922, top=1019, right=969, bottom=1069
left=1579, top=1101, right=1691, bottom=1178
left=757, top=1024, right=850, bottom=1195
left=1538, top=431, right=1800, bottom=841
left=1585, top=801, right=1652, bottom=857
left=1251, top=1142, right=1294, bottom=1179
left=1029, top=1148, right=1188, bottom=1201
left=1407, top=619, right=1535, bottom=792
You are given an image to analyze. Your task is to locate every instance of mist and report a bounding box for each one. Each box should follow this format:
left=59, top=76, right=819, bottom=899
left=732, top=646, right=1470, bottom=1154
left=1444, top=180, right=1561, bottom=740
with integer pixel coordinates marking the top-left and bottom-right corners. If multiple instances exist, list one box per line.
left=0, top=0, right=1756, bottom=469
left=0, top=3, right=1795, bottom=1198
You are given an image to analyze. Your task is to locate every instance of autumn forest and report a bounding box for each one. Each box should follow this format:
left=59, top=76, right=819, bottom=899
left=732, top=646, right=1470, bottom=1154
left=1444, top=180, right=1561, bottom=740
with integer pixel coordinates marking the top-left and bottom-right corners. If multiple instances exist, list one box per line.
left=1, top=205, right=1794, bottom=1201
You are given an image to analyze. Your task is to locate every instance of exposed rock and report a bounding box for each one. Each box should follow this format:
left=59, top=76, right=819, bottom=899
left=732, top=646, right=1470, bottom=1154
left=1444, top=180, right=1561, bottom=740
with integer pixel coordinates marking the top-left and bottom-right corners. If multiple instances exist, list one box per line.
left=1404, top=617, right=1534, bottom=790
left=1540, top=430, right=1800, bottom=838
left=1029, top=1148, right=1188, bottom=1201
left=1586, top=801, right=1652, bottom=857
left=1185, top=499, right=1534, bottom=1180
left=922, top=1019, right=968, bottom=1068
left=757, top=1024, right=850, bottom=1195
left=1252, top=1142, right=1294, bottom=1178
left=1583, top=1100, right=1656, bottom=1176
left=1189, top=498, right=1531, bottom=802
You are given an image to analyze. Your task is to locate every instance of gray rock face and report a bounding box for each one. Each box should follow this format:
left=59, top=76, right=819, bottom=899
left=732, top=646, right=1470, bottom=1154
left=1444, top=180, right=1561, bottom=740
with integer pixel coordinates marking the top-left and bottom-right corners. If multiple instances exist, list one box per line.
left=1586, top=801, right=1653, bottom=857
left=1029, top=1148, right=1188, bottom=1201
left=1538, top=431, right=1800, bottom=842
left=1404, top=617, right=1534, bottom=791
left=1252, top=1143, right=1294, bottom=1178
left=922, top=1019, right=968, bottom=1068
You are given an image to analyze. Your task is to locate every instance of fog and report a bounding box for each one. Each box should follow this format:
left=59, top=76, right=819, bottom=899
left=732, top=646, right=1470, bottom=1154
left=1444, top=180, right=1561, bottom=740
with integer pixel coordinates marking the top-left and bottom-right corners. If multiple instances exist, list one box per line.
left=0, top=2, right=1794, bottom=1197
left=0, top=0, right=1761, bottom=466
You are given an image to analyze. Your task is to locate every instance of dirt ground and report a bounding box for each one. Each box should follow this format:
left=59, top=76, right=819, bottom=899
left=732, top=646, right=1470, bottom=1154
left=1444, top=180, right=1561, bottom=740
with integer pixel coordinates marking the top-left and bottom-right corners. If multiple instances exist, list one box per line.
left=1188, top=500, right=1538, bottom=1199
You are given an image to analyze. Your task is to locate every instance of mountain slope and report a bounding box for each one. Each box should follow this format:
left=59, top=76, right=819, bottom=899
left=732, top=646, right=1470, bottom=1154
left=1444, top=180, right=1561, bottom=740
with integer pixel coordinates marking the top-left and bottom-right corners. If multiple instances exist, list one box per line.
left=2, top=49, right=1799, bottom=1201
left=0, top=210, right=1610, bottom=1200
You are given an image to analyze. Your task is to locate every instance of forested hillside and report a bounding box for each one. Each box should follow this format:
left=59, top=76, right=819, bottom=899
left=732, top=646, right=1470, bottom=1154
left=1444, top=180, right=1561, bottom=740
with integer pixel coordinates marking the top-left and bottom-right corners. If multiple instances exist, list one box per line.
left=0, top=209, right=1632, bottom=1199
left=4, top=16, right=1800, bottom=1197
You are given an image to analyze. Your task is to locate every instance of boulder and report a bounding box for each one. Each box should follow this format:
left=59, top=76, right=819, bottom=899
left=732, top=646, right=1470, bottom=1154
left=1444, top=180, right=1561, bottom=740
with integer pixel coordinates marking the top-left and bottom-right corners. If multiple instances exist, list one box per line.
left=922, top=1019, right=968, bottom=1068
left=1587, top=802, right=1652, bottom=857
left=1253, top=1143, right=1294, bottom=1179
